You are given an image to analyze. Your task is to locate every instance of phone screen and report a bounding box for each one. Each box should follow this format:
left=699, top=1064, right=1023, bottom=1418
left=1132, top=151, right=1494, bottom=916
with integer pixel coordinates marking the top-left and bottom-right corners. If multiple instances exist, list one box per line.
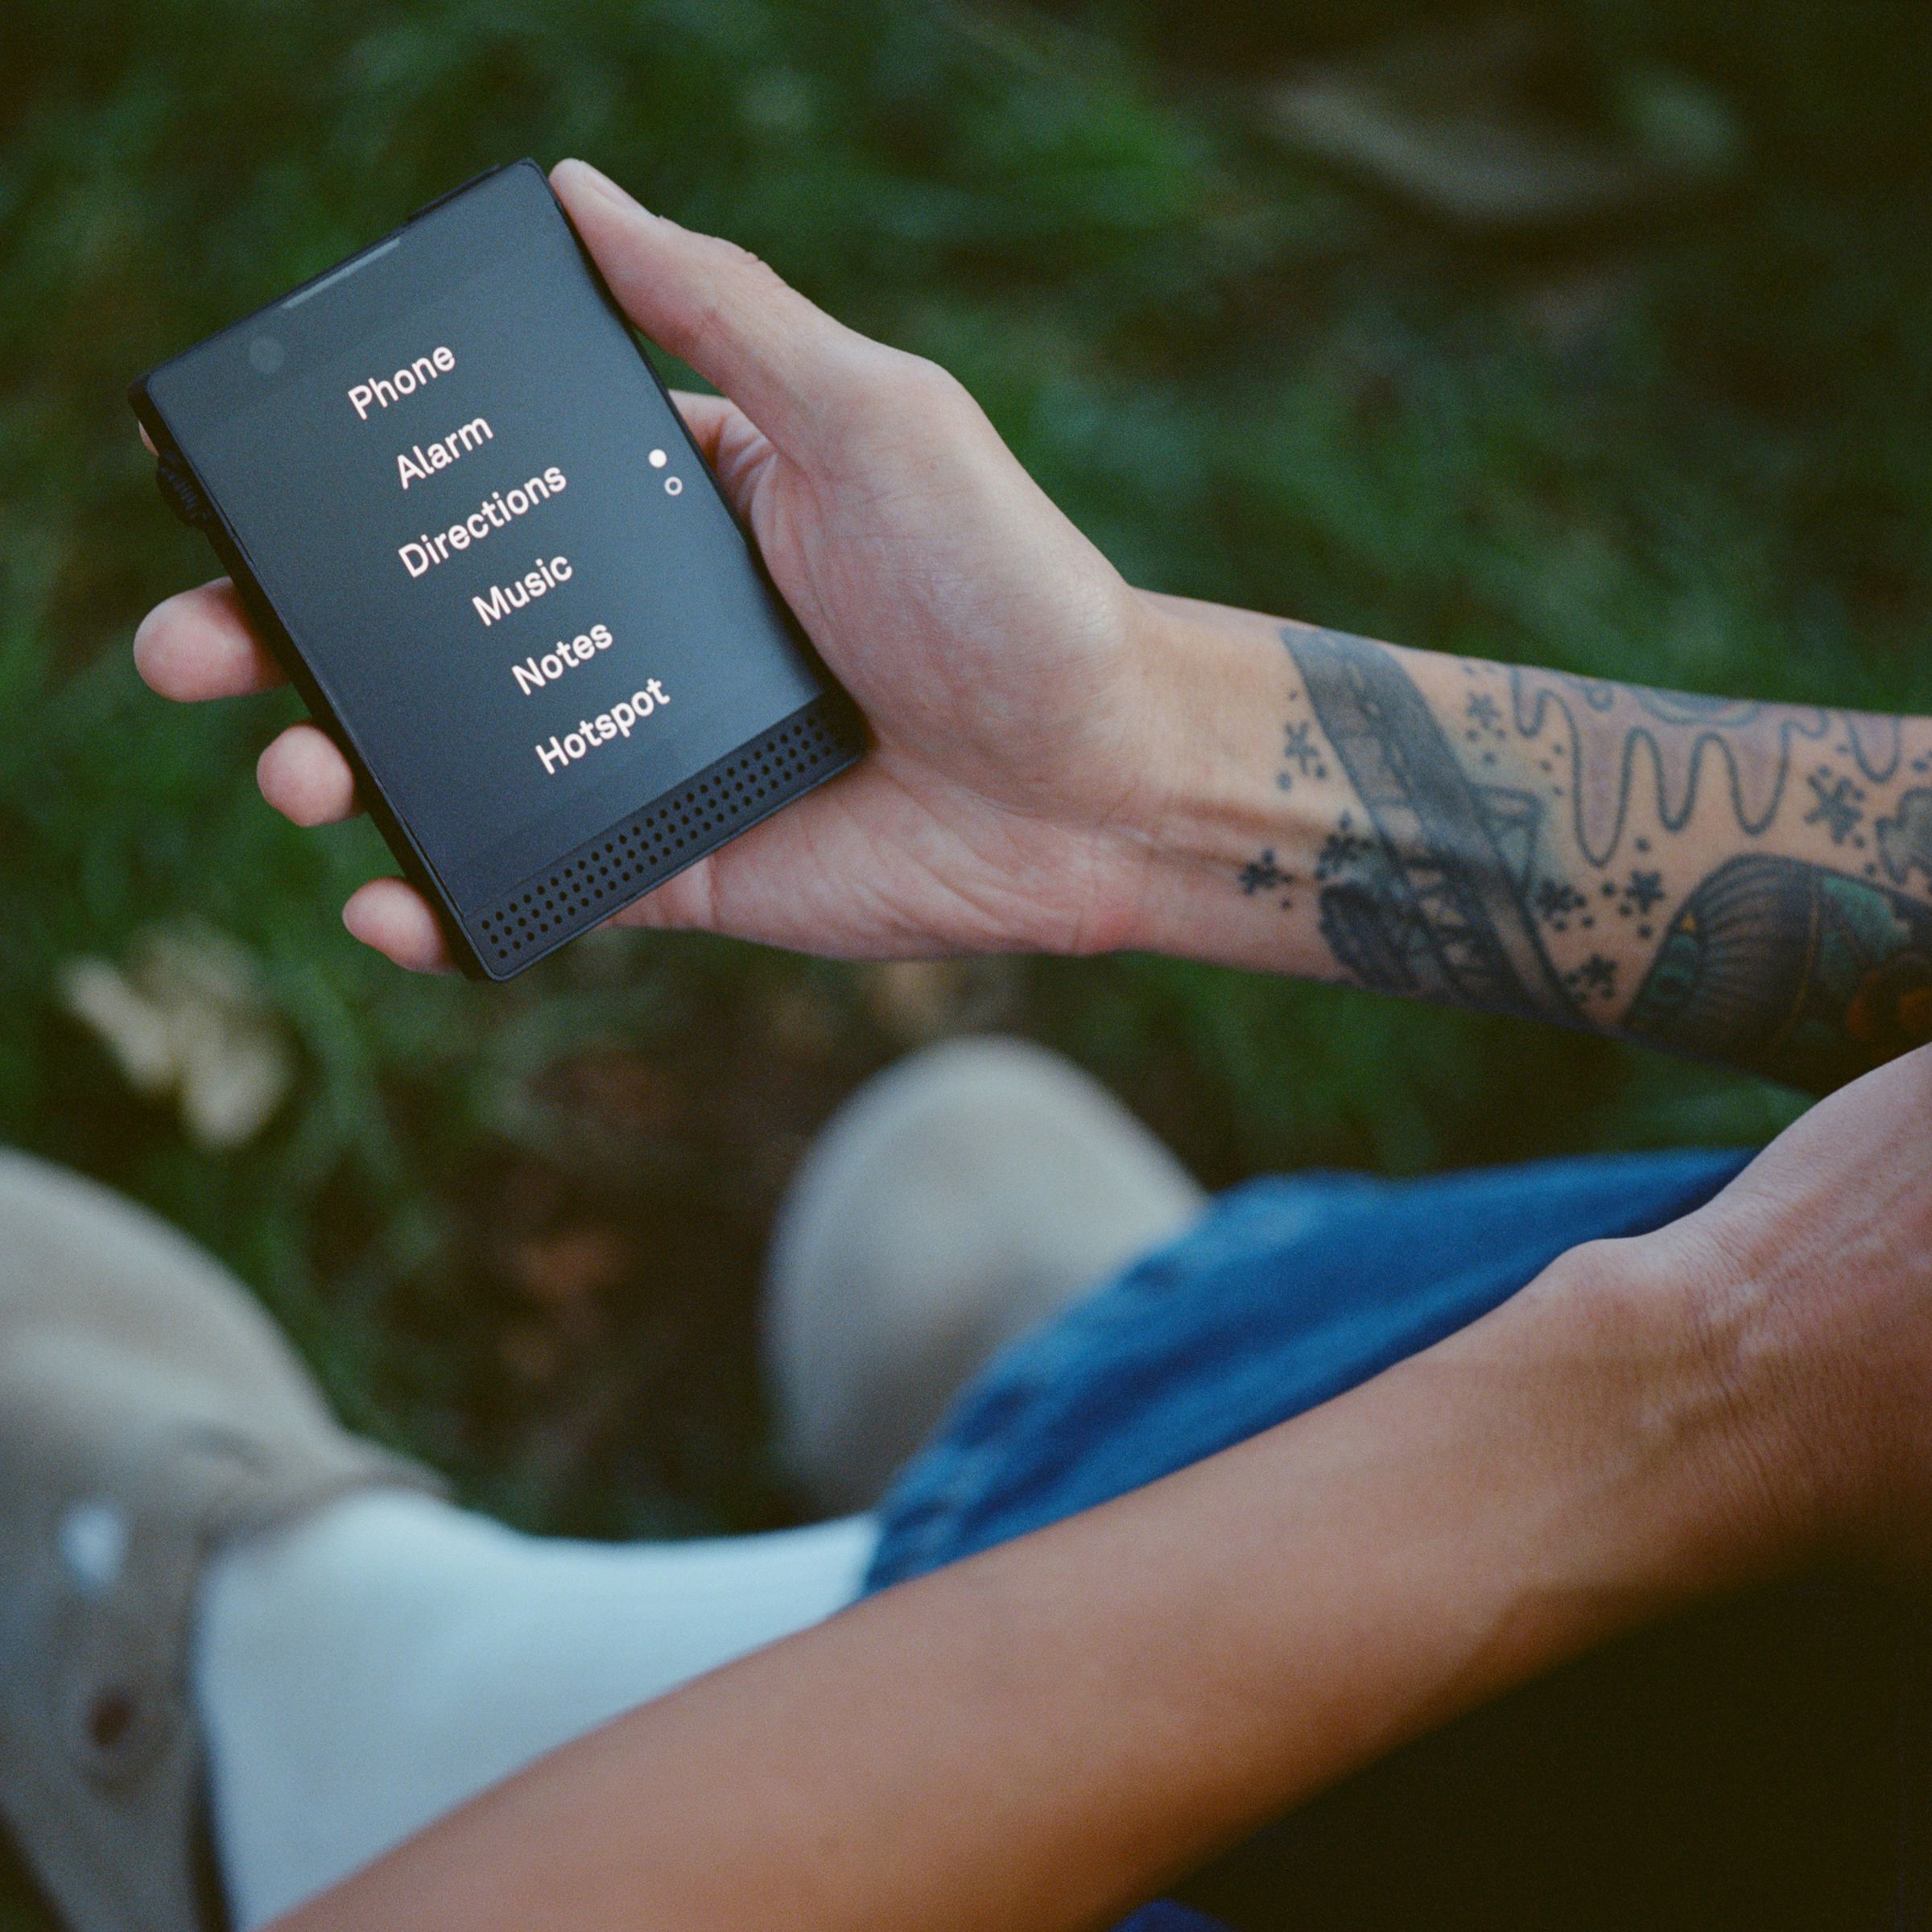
left=139, top=163, right=828, bottom=919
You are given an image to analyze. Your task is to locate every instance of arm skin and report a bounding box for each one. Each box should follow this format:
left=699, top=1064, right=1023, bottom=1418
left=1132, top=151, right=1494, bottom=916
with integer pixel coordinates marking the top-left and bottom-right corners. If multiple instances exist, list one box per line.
left=279, top=1249, right=1781, bottom=1932
left=276, top=1038, right=1932, bottom=1932
left=134, top=163, right=1932, bottom=1092
left=1120, top=591, right=1932, bottom=1094
left=131, top=167, right=1932, bottom=1932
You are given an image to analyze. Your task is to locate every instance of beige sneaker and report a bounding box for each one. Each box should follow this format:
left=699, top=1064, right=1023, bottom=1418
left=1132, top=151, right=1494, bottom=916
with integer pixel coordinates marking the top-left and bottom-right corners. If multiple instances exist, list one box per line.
left=764, top=1038, right=1207, bottom=1513
left=0, top=1151, right=439, bottom=1932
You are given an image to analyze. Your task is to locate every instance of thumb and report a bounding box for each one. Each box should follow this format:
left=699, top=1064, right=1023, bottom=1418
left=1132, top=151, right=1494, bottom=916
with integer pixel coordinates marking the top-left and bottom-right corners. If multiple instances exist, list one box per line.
left=550, top=159, right=875, bottom=454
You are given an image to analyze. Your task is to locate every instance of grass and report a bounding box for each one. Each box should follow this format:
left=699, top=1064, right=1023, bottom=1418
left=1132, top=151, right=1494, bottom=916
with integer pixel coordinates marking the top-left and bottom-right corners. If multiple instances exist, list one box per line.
left=2, top=0, right=1930, bottom=1918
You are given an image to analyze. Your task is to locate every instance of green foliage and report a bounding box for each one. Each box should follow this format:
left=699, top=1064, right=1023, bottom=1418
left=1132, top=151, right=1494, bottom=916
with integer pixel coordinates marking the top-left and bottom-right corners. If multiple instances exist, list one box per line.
left=2, top=0, right=1928, bottom=1913
left=6, top=0, right=1930, bottom=1459
left=0, top=0, right=1926, bottom=1783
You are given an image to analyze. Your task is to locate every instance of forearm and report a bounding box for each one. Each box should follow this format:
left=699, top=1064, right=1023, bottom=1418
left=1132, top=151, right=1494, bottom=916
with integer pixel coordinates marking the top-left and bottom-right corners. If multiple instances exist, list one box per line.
left=277, top=1233, right=1798, bottom=1932
left=1125, top=592, right=1932, bottom=1091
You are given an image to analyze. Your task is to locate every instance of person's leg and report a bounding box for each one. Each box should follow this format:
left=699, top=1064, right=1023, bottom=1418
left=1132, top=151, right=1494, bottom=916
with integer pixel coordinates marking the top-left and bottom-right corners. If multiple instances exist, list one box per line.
left=0, top=1151, right=873, bottom=1932
left=863, top=1141, right=1752, bottom=1584
left=200, top=1037, right=1208, bottom=1926
left=0, top=1034, right=1776, bottom=1932
left=0, top=1038, right=1207, bottom=1932
left=855, top=1133, right=1929, bottom=1932
left=764, top=1034, right=1209, bottom=1511
left=196, top=1495, right=873, bottom=1929
left=204, top=1101, right=1757, bottom=1932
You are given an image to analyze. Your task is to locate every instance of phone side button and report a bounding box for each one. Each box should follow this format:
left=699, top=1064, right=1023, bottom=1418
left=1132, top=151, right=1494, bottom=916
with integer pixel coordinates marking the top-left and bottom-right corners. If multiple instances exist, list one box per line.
left=154, top=449, right=215, bottom=530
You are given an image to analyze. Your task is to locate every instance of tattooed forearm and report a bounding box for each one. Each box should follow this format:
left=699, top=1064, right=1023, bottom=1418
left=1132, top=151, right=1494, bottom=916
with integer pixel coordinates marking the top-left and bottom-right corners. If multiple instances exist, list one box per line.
left=1509, top=671, right=1903, bottom=866
left=1253, top=625, right=1932, bottom=1091
left=1624, top=856, right=1932, bottom=1089
left=1287, top=627, right=1578, bottom=1026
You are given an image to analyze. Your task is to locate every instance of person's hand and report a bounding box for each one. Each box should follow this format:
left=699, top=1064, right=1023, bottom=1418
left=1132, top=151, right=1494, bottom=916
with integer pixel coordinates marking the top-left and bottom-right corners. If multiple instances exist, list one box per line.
left=132, top=159, right=1189, bottom=972
left=1611, top=1042, right=1932, bottom=1573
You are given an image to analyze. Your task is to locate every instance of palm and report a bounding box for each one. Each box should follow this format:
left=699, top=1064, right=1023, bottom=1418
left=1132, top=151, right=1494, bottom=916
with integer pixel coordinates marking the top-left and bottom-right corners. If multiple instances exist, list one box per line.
left=619, top=385, right=1154, bottom=959
left=133, top=163, right=1170, bottom=974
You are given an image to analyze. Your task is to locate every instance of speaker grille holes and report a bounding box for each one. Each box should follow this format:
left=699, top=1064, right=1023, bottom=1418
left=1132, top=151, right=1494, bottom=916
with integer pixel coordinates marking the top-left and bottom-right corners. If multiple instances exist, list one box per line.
left=471, top=700, right=860, bottom=975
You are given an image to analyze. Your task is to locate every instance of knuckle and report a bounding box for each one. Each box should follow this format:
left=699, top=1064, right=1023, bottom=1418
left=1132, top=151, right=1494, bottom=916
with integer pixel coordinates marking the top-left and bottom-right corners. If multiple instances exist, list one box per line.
left=675, top=235, right=790, bottom=348
left=889, top=352, right=975, bottom=416
left=710, top=231, right=766, bottom=274
left=708, top=231, right=789, bottom=299
left=835, top=350, right=982, bottom=452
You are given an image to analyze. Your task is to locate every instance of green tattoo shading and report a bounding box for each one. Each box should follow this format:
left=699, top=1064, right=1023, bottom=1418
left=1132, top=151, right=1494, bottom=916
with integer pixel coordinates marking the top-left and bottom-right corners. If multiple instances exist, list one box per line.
left=1624, top=857, right=1932, bottom=1089
left=1246, top=626, right=1932, bottom=1091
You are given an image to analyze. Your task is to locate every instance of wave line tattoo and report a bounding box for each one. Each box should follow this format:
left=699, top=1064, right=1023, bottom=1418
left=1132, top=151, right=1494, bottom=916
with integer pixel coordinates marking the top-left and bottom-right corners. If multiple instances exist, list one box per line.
left=1509, top=670, right=1903, bottom=869
left=1251, top=628, right=1932, bottom=1089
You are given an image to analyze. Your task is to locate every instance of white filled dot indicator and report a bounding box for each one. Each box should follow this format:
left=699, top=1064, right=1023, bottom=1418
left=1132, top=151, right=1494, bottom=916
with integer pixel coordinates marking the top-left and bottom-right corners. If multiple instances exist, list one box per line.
left=648, top=448, right=667, bottom=468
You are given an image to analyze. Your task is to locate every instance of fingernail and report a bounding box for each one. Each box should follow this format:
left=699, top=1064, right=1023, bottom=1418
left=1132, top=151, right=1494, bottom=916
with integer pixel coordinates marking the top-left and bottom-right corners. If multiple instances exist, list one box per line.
left=555, top=159, right=650, bottom=217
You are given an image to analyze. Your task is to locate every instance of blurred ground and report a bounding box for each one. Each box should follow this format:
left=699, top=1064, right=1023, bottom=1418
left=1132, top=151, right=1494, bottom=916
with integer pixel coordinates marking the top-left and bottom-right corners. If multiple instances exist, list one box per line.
left=2, top=2, right=1930, bottom=1918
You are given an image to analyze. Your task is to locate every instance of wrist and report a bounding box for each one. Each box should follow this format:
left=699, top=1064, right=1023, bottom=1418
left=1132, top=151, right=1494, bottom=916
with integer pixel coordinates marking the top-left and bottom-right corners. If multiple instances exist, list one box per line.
left=1541, top=1221, right=1834, bottom=1588
left=1092, top=590, right=1325, bottom=961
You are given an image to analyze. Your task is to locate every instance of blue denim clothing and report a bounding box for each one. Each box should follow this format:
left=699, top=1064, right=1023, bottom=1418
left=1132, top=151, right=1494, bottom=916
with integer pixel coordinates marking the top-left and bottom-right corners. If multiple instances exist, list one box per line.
left=863, top=1149, right=1930, bottom=1931
left=866, top=1149, right=1750, bottom=1590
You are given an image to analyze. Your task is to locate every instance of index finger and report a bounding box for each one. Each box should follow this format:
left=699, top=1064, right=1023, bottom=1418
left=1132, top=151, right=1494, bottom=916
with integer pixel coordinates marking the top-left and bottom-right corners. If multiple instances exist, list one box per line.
left=134, top=579, right=287, bottom=701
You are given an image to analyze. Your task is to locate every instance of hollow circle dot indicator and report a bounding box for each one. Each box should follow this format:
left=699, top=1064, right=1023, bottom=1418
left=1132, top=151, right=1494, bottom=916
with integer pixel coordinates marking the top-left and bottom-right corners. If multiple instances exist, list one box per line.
left=648, top=448, right=668, bottom=469
left=664, top=476, right=683, bottom=496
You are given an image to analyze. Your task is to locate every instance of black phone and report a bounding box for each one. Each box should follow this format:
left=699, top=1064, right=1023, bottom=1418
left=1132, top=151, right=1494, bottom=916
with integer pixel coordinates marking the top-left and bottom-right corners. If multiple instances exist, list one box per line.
left=130, top=159, right=862, bottom=979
